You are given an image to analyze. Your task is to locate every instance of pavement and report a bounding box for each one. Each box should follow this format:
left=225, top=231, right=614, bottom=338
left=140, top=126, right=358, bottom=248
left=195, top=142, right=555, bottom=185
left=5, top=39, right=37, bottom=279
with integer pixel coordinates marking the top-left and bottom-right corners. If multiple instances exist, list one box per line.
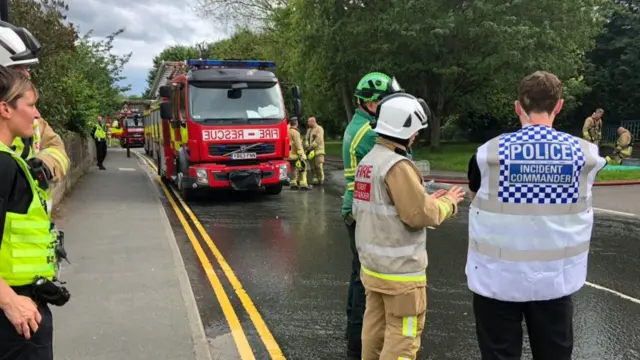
left=51, top=148, right=211, bottom=360
left=49, top=149, right=640, bottom=360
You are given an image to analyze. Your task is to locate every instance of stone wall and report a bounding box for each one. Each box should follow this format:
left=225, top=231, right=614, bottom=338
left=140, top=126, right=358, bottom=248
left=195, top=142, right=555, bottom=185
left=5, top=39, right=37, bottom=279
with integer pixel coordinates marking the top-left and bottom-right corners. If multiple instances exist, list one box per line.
left=50, top=132, right=96, bottom=213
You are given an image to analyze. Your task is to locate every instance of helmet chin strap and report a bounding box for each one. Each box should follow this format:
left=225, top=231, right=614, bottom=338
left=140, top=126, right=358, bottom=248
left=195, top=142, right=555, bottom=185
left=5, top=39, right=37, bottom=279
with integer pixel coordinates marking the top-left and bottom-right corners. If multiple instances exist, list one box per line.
left=358, top=99, right=377, bottom=118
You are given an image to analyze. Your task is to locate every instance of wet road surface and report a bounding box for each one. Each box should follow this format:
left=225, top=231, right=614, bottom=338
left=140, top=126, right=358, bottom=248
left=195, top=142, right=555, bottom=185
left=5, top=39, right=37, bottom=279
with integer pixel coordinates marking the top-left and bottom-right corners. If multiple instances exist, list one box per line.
left=152, top=165, right=640, bottom=360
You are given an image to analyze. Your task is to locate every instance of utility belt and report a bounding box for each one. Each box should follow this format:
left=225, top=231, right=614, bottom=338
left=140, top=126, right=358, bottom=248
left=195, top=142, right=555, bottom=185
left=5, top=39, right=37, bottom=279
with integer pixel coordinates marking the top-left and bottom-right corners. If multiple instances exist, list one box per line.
left=11, top=277, right=70, bottom=307
left=343, top=213, right=355, bottom=226
left=31, top=225, right=71, bottom=307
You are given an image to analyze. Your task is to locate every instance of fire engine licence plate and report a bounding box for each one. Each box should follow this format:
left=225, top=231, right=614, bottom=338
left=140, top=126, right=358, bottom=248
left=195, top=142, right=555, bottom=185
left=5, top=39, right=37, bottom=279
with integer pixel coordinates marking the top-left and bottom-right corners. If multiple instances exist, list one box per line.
left=231, top=152, right=257, bottom=160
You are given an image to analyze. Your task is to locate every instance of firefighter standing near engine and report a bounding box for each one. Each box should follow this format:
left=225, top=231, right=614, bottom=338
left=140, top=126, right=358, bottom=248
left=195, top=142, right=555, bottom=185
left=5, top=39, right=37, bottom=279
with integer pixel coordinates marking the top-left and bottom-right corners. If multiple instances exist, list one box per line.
left=0, top=21, right=70, bottom=194
left=287, top=117, right=308, bottom=190
left=606, top=126, right=633, bottom=165
left=0, top=65, right=70, bottom=360
left=342, top=72, right=403, bottom=359
left=582, top=108, right=604, bottom=145
left=352, top=93, right=464, bottom=360
left=304, top=116, right=325, bottom=185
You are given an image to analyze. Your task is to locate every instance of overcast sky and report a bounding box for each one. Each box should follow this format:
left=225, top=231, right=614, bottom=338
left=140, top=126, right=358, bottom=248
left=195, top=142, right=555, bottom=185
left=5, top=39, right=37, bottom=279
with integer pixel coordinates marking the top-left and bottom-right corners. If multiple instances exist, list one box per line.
left=65, top=0, right=229, bottom=95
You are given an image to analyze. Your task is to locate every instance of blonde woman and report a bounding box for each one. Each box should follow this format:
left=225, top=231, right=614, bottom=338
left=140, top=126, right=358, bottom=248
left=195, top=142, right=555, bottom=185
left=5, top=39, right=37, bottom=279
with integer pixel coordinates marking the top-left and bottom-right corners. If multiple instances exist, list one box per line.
left=0, top=66, right=61, bottom=360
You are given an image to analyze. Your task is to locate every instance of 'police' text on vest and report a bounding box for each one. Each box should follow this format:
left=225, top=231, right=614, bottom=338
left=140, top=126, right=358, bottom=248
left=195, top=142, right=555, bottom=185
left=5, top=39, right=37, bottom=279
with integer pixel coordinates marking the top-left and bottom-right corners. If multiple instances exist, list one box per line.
left=508, top=142, right=575, bottom=186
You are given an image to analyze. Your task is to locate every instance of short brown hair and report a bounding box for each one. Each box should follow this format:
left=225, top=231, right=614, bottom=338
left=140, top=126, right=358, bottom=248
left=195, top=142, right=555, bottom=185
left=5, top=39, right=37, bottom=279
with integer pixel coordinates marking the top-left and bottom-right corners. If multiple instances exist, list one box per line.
left=517, top=71, right=563, bottom=114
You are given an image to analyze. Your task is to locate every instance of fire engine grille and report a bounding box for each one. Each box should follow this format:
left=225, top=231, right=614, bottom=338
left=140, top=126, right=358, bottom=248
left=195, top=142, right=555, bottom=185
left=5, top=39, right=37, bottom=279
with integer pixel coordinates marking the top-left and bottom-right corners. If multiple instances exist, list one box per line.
left=208, top=143, right=276, bottom=157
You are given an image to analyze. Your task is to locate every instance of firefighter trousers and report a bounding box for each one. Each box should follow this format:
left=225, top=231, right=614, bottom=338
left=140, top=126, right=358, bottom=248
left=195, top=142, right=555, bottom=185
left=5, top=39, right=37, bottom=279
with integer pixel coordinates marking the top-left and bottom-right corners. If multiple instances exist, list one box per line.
left=310, top=154, right=325, bottom=184
left=607, top=147, right=633, bottom=165
left=288, top=160, right=308, bottom=188
left=362, top=286, right=427, bottom=360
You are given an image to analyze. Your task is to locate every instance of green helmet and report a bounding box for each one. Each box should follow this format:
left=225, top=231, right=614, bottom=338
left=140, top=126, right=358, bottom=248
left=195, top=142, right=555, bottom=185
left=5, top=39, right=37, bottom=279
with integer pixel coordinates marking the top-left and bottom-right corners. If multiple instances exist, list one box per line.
left=354, top=72, right=403, bottom=103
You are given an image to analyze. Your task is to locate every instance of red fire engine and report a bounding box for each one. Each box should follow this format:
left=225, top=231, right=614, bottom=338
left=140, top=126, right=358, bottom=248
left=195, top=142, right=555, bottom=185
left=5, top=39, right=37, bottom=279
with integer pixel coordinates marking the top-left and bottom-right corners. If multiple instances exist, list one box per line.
left=144, top=59, right=302, bottom=200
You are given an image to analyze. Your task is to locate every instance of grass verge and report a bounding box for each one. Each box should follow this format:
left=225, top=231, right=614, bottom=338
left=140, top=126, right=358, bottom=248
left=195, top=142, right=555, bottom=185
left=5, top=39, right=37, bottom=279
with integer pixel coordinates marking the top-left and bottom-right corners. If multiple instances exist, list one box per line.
left=324, top=141, right=640, bottom=182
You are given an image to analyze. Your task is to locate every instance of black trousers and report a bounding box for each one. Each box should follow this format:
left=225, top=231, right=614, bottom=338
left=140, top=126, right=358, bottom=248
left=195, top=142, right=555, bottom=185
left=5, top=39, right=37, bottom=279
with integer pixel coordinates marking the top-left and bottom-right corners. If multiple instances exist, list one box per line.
left=0, top=302, right=53, bottom=360
left=473, top=292, right=574, bottom=360
left=345, top=219, right=365, bottom=359
left=95, top=140, right=107, bottom=166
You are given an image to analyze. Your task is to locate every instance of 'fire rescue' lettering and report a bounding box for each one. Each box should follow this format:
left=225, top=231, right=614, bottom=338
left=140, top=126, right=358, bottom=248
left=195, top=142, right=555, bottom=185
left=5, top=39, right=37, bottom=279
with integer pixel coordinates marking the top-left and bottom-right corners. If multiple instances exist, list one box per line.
left=353, top=164, right=373, bottom=201
left=202, top=128, right=279, bottom=141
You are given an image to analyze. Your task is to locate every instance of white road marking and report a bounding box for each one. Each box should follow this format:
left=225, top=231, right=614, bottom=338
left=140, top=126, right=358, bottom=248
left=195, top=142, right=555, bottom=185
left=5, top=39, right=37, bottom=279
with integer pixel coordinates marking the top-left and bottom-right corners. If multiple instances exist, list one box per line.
left=593, top=207, right=638, bottom=218
left=118, top=168, right=136, bottom=171
left=585, top=281, right=640, bottom=305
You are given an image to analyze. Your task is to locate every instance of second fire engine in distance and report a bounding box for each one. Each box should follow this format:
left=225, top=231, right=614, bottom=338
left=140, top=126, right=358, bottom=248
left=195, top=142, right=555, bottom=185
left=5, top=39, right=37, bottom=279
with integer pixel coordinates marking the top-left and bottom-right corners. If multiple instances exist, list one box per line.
left=146, top=59, right=303, bottom=200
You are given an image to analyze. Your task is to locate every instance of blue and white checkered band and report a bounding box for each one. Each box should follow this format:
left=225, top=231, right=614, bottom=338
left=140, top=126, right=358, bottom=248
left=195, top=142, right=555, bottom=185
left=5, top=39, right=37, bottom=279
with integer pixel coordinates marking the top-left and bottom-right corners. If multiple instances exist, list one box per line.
left=497, top=125, right=585, bottom=204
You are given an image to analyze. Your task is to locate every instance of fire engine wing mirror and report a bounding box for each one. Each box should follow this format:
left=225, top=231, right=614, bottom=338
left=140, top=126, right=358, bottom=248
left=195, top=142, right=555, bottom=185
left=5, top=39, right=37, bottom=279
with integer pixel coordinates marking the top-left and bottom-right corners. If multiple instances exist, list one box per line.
left=293, top=98, right=303, bottom=119
left=159, top=85, right=172, bottom=99
left=160, top=102, right=173, bottom=120
left=292, top=86, right=301, bottom=99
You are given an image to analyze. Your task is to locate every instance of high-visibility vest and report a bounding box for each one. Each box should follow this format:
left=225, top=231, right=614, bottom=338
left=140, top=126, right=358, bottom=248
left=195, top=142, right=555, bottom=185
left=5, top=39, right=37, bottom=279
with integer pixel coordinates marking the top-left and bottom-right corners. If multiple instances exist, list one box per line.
left=352, top=144, right=427, bottom=282
left=467, top=125, right=606, bottom=302
left=94, top=124, right=107, bottom=140
left=0, top=143, right=56, bottom=286
left=11, top=119, right=41, bottom=159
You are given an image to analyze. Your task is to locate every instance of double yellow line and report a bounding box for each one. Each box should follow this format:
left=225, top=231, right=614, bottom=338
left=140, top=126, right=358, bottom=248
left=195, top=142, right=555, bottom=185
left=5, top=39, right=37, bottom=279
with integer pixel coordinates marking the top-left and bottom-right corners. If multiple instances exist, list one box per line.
left=136, top=153, right=285, bottom=359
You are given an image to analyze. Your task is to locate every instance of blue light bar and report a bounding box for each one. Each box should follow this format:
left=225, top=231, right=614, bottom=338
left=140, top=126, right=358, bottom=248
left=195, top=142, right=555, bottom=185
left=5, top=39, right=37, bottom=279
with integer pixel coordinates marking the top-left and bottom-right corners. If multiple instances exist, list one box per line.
left=186, top=59, right=276, bottom=69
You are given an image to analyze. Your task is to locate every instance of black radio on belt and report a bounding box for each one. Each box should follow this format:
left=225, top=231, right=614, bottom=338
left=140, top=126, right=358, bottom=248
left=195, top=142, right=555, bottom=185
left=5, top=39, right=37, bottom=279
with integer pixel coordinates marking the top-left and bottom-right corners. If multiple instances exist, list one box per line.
left=32, top=276, right=70, bottom=306
left=27, top=158, right=52, bottom=190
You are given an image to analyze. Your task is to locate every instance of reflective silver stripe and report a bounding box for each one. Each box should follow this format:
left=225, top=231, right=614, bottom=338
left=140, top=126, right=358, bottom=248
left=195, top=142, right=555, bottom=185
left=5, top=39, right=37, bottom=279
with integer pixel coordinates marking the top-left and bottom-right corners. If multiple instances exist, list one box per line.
left=353, top=201, right=397, bottom=216
left=472, top=197, right=591, bottom=215
left=469, top=239, right=590, bottom=262
left=360, top=240, right=425, bottom=258
left=473, top=136, right=599, bottom=216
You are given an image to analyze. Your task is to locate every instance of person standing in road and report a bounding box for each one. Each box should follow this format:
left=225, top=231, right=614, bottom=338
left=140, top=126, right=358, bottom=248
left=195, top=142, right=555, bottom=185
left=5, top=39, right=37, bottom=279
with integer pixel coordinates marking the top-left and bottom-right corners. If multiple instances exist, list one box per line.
left=352, top=92, right=464, bottom=359
left=0, top=21, right=70, bottom=191
left=0, top=65, right=70, bottom=360
left=304, top=116, right=325, bottom=185
left=582, top=108, right=604, bottom=145
left=466, top=71, right=606, bottom=360
left=93, top=116, right=107, bottom=170
left=341, top=72, right=403, bottom=359
left=287, top=117, right=308, bottom=190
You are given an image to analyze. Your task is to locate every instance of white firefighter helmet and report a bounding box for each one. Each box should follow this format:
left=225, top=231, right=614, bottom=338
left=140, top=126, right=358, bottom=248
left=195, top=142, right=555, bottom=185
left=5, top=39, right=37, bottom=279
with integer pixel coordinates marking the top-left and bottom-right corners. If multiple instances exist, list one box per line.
left=0, top=21, right=40, bottom=67
left=373, top=93, right=430, bottom=139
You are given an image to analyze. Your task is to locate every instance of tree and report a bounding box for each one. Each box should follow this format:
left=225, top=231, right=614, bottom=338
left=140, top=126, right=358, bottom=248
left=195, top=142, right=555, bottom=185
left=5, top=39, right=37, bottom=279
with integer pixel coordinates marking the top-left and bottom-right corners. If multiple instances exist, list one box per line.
left=188, top=0, right=613, bottom=145
left=10, top=0, right=131, bottom=134
left=581, top=0, right=640, bottom=123
left=64, top=30, right=132, bottom=132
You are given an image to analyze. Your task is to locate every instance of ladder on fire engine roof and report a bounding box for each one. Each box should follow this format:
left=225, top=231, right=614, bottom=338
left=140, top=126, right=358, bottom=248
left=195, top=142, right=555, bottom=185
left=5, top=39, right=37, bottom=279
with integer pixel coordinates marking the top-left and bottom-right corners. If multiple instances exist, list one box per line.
left=148, top=60, right=186, bottom=98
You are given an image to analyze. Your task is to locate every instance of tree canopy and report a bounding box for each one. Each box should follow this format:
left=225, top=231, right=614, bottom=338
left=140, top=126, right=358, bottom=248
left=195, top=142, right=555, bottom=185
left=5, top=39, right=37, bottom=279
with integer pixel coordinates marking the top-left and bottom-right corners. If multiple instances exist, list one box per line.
left=148, top=0, right=639, bottom=146
left=10, top=0, right=131, bottom=134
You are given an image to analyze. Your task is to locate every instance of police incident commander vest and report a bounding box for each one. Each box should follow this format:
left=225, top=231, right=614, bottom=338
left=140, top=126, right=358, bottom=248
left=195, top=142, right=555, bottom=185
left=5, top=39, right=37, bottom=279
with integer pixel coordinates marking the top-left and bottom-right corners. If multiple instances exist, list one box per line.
left=467, top=125, right=606, bottom=302
left=352, top=144, right=427, bottom=282
left=0, top=143, right=56, bottom=286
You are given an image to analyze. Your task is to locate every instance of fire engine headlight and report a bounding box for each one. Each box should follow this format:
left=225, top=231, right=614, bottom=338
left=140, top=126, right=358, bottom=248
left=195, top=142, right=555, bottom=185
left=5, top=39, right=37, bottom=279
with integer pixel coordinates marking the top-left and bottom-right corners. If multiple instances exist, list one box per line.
left=278, top=164, right=288, bottom=180
left=195, top=169, right=209, bottom=185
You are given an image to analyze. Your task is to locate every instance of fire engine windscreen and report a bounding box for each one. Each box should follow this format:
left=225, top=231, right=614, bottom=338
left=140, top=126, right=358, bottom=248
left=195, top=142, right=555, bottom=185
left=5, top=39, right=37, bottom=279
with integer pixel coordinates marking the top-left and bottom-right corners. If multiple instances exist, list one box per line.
left=189, top=81, right=285, bottom=123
